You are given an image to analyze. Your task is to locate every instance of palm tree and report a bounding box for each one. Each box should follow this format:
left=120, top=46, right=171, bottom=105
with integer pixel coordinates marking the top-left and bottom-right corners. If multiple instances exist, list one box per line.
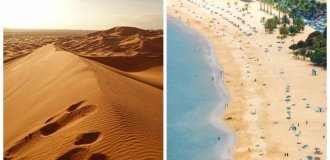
left=289, top=7, right=298, bottom=23
left=279, top=25, right=289, bottom=41
left=280, top=3, right=289, bottom=17
left=235, top=1, right=238, bottom=9
left=241, top=7, right=246, bottom=14
left=244, top=3, right=250, bottom=13
left=289, top=25, right=298, bottom=44
left=268, top=0, right=274, bottom=14
left=293, top=17, right=305, bottom=32
left=262, top=0, right=266, bottom=11
left=274, top=3, right=281, bottom=23
left=227, top=1, right=230, bottom=8
left=259, top=0, right=263, bottom=10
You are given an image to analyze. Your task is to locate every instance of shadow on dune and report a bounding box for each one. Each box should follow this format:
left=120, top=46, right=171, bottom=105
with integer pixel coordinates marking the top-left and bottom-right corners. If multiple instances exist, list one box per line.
left=82, top=55, right=163, bottom=72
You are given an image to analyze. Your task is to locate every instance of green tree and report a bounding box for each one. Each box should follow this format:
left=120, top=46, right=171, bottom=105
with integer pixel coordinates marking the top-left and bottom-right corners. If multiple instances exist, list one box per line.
left=310, top=48, right=326, bottom=66
left=305, top=31, right=322, bottom=47
left=289, top=44, right=299, bottom=53
left=313, top=36, right=326, bottom=48
left=289, top=25, right=298, bottom=43
left=268, top=0, right=274, bottom=14
left=293, top=17, right=305, bottom=32
left=264, top=18, right=277, bottom=33
left=274, top=3, right=282, bottom=23
left=288, top=7, right=299, bottom=22
left=297, top=40, right=306, bottom=48
left=322, top=27, right=327, bottom=39
left=282, top=15, right=290, bottom=26
left=273, top=15, right=280, bottom=25
left=279, top=25, right=289, bottom=40
left=298, top=47, right=307, bottom=60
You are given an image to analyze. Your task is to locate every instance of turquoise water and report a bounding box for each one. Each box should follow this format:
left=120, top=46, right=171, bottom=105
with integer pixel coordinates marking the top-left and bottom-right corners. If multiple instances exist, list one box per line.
left=167, top=17, right=235, bottom=160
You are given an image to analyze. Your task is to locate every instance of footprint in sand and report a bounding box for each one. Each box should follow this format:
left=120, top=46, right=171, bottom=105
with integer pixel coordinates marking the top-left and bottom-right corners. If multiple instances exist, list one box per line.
left=74, top=132, right=102, bottom=145
left=44, top=100, right=88, bottom=124
left=40, top=104, right=97, bottom=136
left=57, top=149, right=109, bottom=160
left=5, top=101, right=98, bottom=159
left=56, top=132, right=106, bottom=160
left=89, top=153, right=109, bottom=160
left=57, top=148, right=89, bottom=160
left=66, top=100, right=87, bottom=112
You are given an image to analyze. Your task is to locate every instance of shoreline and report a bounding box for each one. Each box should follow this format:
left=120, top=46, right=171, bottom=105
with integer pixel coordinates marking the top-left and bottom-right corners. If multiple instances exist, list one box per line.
left=167, top=8, right=249, bottom=159
left=168, top=0, right=326, bottom=159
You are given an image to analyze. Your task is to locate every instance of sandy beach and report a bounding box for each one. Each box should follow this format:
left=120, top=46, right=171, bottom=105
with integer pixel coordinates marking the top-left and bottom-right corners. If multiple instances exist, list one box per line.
left=168, top=0, right=326, bottom=159
left=4, top=27, right=163, bottom=160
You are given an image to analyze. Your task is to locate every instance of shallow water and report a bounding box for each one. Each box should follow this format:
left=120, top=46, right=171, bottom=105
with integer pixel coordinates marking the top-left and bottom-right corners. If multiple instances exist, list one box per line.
left=167, top=16, right=235, bottom=160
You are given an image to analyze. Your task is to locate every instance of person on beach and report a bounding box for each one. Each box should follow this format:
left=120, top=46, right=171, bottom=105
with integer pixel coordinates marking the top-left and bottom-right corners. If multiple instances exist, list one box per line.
left=312, top=69, right=317, bottom=76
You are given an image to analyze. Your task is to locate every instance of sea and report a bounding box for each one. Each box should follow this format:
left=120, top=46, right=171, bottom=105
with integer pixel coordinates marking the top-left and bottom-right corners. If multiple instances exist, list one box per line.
left=167, top=16, right=236, bottom=160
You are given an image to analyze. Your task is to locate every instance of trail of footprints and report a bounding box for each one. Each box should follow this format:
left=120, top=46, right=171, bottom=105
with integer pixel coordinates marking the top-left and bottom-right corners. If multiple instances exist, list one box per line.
left=5, top=101, right=109, bottom=160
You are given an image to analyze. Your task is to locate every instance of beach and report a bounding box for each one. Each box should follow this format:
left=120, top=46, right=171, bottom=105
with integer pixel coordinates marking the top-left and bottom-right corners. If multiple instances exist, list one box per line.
left=168, top=0, right=326, bottom=159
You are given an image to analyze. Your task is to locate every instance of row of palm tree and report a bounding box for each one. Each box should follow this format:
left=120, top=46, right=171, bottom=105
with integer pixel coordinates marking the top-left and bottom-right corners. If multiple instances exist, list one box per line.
left=260, top=0, right=326, bottom=23
left=259, top=0, right=276, bottom=14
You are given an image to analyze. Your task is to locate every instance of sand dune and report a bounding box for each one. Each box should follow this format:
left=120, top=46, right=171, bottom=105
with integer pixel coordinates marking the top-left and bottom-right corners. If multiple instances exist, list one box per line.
left=4, top=29, right=94, bottom=62
left=4, top=27, right=163, bottom=160
left=56, top=26, right=163, bottom=56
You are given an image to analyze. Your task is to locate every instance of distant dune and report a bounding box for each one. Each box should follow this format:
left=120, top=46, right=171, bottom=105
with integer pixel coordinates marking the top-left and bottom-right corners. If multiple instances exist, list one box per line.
left=56, top=26, right=163, bottom=56
left=4, top=27, right=163, bottom=160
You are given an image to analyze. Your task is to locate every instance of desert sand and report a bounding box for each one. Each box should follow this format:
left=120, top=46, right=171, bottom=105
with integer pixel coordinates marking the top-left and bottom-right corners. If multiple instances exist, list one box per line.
left=168, top=0, right=326, bottom=159
left=4, top=27, right=163, bottom=160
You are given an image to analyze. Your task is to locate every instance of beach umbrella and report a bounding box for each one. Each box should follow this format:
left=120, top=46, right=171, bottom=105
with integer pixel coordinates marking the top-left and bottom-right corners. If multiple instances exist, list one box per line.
left=306, top=155, right=313, bottom=160
left=287, top=110, right=291, bottom=117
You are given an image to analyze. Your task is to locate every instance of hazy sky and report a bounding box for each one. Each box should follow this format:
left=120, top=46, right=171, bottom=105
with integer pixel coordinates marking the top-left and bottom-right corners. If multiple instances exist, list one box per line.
left=4, top=0, right=163, bottom=30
